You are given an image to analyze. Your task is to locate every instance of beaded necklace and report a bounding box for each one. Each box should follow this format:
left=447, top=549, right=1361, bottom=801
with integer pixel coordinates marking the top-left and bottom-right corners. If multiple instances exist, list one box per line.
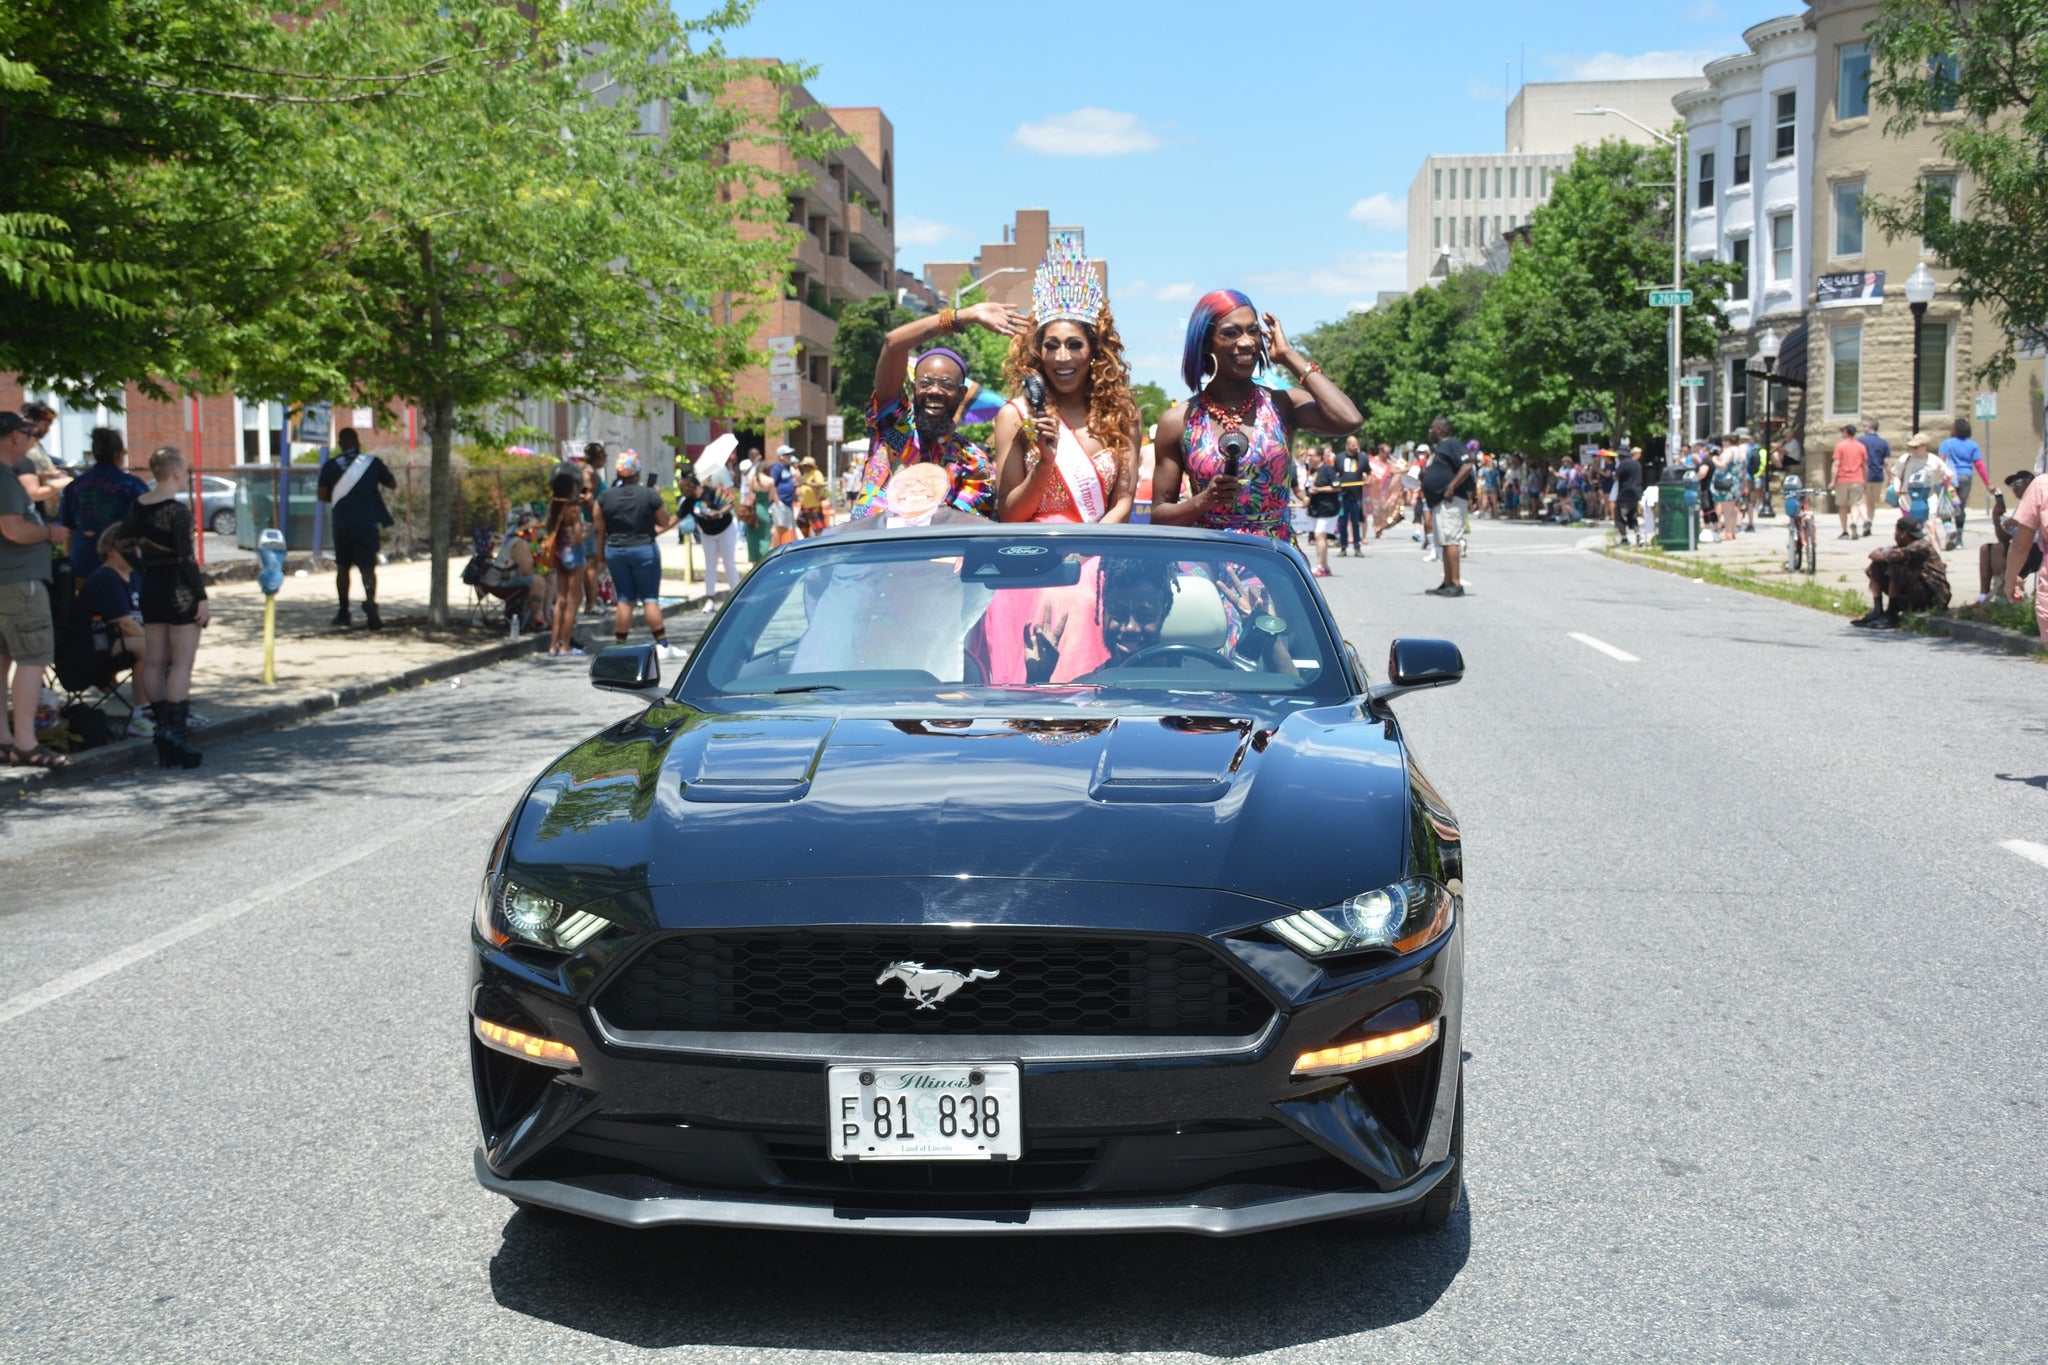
left=1199, top=388, right=1259, bottom=433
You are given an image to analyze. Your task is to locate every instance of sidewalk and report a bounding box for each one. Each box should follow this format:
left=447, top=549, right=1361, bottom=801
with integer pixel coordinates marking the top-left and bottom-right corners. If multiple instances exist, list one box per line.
left=1617, top=496, right=2000, bottom=593
left=20, top=547, right=736, bottom=785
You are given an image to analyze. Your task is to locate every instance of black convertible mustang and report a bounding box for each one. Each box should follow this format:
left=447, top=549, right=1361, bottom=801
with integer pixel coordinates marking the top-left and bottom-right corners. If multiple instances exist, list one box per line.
left=470, top=523, right=1466, bottom=1235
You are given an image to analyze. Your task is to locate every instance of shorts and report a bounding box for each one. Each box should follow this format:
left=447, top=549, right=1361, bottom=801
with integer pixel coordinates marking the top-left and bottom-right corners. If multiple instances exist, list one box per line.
left=606, top=542, right=661, bottom=604
left=771, top=500, right=796, bottom=530
left=333, top=522, right=381, bottom=572
left=1432, top=498, right=1470, bottom=548
left=139, top=566, right=202, bottom=626
left=0, top=578, right=55, bottom=665
left=556, top=536, right=587, bottom=572
left=1309, top=515, right=1338, bottom=534
left=798, top=506, right=825, bottom=532
left=1835, top=479, right=1865, bottom=504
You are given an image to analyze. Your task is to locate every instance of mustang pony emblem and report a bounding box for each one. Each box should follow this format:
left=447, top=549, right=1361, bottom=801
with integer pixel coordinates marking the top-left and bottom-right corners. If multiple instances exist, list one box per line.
left=876, top=961, right=1000, bottom=1010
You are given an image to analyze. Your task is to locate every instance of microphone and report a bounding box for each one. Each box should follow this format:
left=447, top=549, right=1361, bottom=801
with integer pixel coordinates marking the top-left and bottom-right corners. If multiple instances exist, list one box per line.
left=1218, top=429, right=1249, bottom=481
left=1023, top=373, right=1046, bottom=415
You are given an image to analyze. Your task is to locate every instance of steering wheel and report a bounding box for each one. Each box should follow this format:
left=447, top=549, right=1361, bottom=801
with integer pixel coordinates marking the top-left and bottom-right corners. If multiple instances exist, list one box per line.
left=1113, top=642, right=1255, bottom=672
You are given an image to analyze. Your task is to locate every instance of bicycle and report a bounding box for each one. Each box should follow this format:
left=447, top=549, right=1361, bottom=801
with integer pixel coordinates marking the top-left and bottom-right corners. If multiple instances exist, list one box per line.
left=1782, top=477, right=1818, bottom=574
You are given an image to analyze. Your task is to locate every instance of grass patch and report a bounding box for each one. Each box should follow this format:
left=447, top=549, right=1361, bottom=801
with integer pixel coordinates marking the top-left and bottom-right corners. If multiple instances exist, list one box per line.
left=1952, top=597, right=2040, bottom=634
left=1610, top=544, right=1870, bottom=617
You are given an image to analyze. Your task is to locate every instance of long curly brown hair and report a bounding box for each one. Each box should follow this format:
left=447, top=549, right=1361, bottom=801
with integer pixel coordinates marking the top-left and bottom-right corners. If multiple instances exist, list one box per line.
left=1001, top=306, right=1141, bottom=456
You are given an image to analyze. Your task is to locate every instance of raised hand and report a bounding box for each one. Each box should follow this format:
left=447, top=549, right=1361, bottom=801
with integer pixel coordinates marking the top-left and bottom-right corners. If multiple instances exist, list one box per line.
left=1022, top=602, right=1066, bottom=685
left=1262, top=312, right=1294, bottom=365
left=965, top=301, right=1028, bottom=337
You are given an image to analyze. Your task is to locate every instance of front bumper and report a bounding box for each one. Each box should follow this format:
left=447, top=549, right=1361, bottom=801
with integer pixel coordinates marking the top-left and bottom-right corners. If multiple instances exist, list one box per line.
left=474, top=1146, right=1456, bottom=1236
left=471, top=913, right=1463, bottom=1236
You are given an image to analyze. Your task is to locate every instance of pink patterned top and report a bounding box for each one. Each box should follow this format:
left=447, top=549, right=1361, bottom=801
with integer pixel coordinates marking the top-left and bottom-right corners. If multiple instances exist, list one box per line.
left=1180, top=386, right=1294, bottom=541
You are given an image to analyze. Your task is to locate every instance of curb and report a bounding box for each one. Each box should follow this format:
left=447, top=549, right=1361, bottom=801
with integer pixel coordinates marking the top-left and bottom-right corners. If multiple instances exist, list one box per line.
left=1600, top=543, right=2045, bottom=658
left=31, top=594, right=711, bottom=785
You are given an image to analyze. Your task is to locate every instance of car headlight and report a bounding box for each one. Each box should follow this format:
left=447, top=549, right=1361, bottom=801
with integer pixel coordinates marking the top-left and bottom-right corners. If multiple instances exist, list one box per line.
left=474, top=875, right=612, bottom=953
left=1265, top=877, right=1454, bottom=959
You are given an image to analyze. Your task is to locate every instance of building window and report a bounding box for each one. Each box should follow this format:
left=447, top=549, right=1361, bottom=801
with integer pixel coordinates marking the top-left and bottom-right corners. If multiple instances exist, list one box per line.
left=1774, top=91, right=1797, bottom=159
left=1508, top=167, right=1518, bottom=198
left=1834, top=179, right=1865, bottom=257
left=1698, top=152, right=1715, bottom=209
left=1433, top=217, right=1443, bottom=248
left=1477, top=167, right=1487, bottom=199
left=1434, top=168, right=1442, bottom=199
left=1730, top=235, right=1750, bottom=301
left=1838, top=41, right=1871, bottom=119
left=1462, top=217, right=1472, bottom=247
left=1929, top=55, right=1960, bottom=111
left=1917, top=319, right=1952, bottom=414
left=1732, top=125, right=1751, bottom=186
left=1493, top=167, right=1502, bottom=197
left=1690, top=372, right=1713, bottom=439
left=1728, top=360, right=1749, bottom=431
left=1921, top=172, right=1959, bottom=252
left=1770, top=212, right=1794, bottom=279
left=1463, top=168, right=1472, bottom=198
left=1830, top=324, right=1862, bottom=415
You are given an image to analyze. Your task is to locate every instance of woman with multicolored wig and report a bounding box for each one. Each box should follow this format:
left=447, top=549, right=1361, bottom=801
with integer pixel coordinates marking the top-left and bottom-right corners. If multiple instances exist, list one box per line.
left=991, top=239, right=1140, bottom=524
left=1150, top=291, right=1362, bottom=541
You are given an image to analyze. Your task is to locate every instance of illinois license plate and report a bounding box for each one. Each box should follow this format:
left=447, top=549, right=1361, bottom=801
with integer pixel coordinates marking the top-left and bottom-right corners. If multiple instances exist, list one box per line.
left=826, top=1063, right=1022, bottom=1161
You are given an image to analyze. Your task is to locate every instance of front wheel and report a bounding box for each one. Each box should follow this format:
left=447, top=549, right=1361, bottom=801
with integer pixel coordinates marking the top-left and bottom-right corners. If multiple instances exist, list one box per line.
left=209, top=509, right=236, bottom=536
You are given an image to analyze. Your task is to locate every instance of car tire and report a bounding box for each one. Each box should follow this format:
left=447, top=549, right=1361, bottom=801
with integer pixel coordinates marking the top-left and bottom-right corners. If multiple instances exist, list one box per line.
left=1369, top=1075, right=1464, bottom=1232
left=210, top=509, right=236, bottom=536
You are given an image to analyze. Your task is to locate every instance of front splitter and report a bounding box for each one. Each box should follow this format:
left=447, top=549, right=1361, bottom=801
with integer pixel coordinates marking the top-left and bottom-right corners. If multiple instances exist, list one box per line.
left=474, top=1147, right=1455, bottom=1237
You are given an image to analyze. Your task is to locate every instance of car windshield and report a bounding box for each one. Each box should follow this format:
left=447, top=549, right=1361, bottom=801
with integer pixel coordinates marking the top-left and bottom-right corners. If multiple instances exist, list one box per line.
left=680, top=533, right=1348, bottom=706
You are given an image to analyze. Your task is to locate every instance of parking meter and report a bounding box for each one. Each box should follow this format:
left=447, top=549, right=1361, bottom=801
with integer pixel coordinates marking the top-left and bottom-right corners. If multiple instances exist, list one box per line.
left=257, top=528, right=286, bottom=684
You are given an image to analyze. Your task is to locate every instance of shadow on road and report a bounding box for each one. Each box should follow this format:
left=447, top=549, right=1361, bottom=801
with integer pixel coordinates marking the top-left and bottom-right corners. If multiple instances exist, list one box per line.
left=486, top=1197, right=1472, bottom=1354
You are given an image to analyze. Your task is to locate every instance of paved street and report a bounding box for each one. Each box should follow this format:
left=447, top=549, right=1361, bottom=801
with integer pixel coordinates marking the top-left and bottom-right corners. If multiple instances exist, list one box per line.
left=1, top=521, right=2042, bottom=1362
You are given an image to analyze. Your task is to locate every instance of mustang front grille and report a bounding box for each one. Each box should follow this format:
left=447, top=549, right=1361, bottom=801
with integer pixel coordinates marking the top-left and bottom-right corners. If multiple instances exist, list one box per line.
left=594, top=930, right=1273, bottom=1036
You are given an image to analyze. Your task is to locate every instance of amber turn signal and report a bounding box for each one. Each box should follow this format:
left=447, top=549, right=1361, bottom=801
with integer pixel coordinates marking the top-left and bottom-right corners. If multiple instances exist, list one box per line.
left=1292, top=1020, right=1439, bottom=1076
left=474, top=1016, right=580, bottom=1069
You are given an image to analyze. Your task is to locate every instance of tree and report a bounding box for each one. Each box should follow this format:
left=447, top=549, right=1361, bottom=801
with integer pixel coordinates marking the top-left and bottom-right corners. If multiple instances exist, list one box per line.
left=1866, top=0, right=2048, bottom=383
left=1132, top=380, right=1171, bottom=429
left=831, top=293, right=909, bottom=421
left=1297, top=274, right=1491, bottom=447
left=0, top=0, right=345, bottom=396
left=1456, top=140, right=1731, bottom=450
left=226, top=0, right=830, bottom=624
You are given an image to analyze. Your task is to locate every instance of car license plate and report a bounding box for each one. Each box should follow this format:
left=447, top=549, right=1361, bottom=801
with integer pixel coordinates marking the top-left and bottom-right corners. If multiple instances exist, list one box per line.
left=826, top=1063, right=1021, bottom=1161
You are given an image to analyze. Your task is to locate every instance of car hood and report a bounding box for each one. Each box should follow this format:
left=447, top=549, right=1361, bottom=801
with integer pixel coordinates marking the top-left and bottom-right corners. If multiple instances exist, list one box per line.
left=505, top=702, right=1416, bottom=912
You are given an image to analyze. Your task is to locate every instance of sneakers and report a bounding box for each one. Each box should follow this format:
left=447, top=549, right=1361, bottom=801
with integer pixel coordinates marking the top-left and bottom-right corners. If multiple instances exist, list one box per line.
left=655, top=642, right=686, bottom=662
left=1426, top=583, right=1466, bottom=597
left=1312, top=566, right=1332, bottom=577
left=331, top=606, right=350, bottom=627
left=124, top=712, right=156, bottom=740
left=363, top=601, right=382, bottom=632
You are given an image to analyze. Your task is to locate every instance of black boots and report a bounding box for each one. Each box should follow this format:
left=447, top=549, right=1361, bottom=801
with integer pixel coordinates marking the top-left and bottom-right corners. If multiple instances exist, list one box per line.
left=363, top=600, right=382, bottom=631
left=152, top=701, right=203, bottom=769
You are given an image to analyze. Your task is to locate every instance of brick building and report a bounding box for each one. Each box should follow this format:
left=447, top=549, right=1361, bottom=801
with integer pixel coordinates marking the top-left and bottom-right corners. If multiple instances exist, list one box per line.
left=713, top=64, right=897, bottom=469
left=921, top=209, right=1108, bottom=317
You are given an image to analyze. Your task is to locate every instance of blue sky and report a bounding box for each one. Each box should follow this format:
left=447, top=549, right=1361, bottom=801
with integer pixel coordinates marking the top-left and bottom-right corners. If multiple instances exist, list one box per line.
left=703, top=0, right=1797, bottom=393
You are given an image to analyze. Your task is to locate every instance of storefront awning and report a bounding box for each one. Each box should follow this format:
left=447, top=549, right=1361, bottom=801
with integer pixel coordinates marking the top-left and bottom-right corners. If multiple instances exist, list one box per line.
left=1745, top=322, right=1808, bottom=389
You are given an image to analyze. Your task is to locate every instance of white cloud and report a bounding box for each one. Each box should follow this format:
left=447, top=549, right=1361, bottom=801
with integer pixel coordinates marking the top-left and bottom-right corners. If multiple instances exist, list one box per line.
left=1009, top=109, right=1162, bottom=157
left=1347, top=193, right=1406, bottom=231
left=1154, top=282, right=1197, bottom=303
left=1688, top=0, right=1724, bottom=19
left=1245, top=251, right=1408, bottom=299
left=896, top=215, right=956, bottom=247
left=1467, top=76, right=1508, bottom=104
left=1547, top=48, right=1724, bottom=82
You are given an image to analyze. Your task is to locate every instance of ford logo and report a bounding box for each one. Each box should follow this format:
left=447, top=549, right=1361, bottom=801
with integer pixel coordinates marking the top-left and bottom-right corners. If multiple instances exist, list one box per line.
left=997, top=545, right=1049, bottom=557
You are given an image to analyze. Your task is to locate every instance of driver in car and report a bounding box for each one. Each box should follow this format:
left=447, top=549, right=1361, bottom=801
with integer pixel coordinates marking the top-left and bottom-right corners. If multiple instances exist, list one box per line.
left=1021, top=558, right=1293, bottom=684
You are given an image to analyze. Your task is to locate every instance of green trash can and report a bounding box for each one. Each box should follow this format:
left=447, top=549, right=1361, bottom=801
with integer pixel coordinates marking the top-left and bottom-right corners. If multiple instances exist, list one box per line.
left=1655, top=476, right=1697, bottom=551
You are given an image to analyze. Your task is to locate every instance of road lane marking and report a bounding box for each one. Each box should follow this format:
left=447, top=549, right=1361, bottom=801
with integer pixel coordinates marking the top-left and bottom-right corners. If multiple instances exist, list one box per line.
left=1569, top=632, right=1640, bottom=663
left=2002, top=839, right=2048, bottom=872
left=0, top=774, right=529, bottom=1028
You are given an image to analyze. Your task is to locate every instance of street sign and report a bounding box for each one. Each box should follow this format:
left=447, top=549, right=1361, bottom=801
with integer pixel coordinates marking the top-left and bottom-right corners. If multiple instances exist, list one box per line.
left=768, top=355, right=798, bottom=377
left=1975, top=391, right=1998, bottom=420
left=1680, top=375, right=1706, bottom=388
left=768, top=376, right=800, bottom=420
left=1648, top=290, right=1694, bottom=307
left=825, top=415, right=844, bottom=442
left=1570, top=407, right=1606, bottom=434
left=765, top=335, right=798, bottom=356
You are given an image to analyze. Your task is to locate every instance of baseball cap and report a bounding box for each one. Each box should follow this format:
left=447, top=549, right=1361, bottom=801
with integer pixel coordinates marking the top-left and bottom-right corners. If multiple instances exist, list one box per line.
left=615, top=450, right=641, bottom=477
left=0, top=411, right=30, bottom=437
left=775, top=444, right=794, bottom=456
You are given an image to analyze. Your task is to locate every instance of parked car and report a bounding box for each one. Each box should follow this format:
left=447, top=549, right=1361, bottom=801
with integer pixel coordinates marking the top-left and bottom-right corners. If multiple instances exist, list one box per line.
left=469, top=522, right=1468, bottom=1237
left=173, top=475, right=237, bottom=536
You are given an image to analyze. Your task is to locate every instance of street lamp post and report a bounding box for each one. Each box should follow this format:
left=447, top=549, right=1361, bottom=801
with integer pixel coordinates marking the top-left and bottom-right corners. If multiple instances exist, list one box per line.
left=1577, top=106, right=1686, bottom=452
left=952, top=266, right=1029, bottom=309
left=1756, top=326, right=1782, bottom=502
left=1905, top=263, right=1936, bottom=438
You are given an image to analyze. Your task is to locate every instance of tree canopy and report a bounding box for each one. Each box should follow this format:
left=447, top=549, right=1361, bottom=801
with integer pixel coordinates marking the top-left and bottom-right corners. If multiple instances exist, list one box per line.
left=1867, top=0, right=2048, bottom=383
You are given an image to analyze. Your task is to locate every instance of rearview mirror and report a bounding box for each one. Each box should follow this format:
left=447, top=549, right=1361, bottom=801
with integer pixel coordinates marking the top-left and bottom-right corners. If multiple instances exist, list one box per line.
left=590, top=643, right=665, bottom=700
left=1368, top=638, right=1464, bottom=709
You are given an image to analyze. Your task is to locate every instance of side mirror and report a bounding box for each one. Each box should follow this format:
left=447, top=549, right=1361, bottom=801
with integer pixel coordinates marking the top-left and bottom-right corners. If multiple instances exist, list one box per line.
left=589, top=643, right=665, bottom=701
left=1368, top=638, right=1464, bottom=708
